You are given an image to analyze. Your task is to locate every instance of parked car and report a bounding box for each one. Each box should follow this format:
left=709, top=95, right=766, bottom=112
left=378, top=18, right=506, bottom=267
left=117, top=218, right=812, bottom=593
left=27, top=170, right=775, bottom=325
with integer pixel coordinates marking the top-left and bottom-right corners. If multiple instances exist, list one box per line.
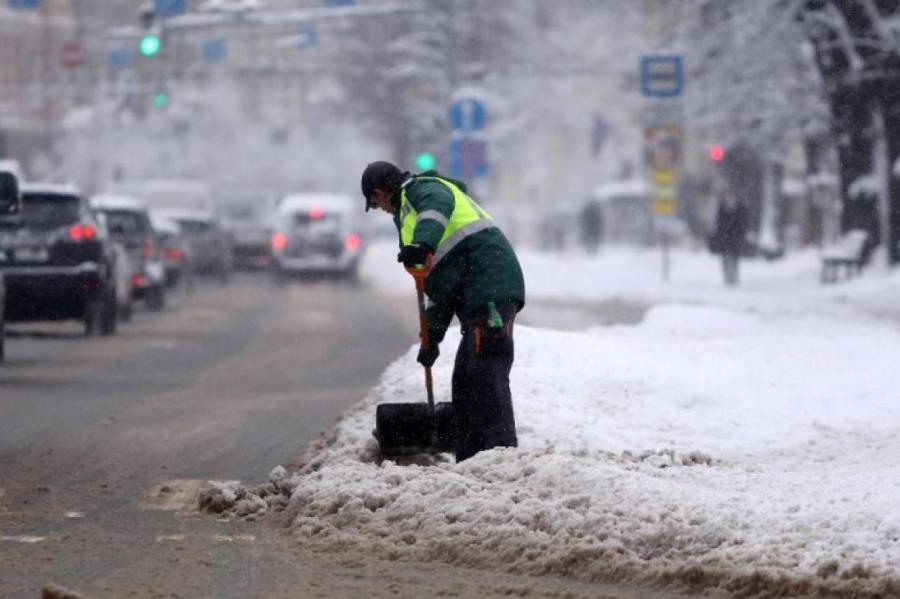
left=91, top=194, right=166, bottom=311
left=0, top=183, right=118, bottom=336
left=0, top=170, right=22, bottom=361
left=221, top=200, right=274, bottom=271
left=149, top=214, right=190, bottom=289
left=152, top=208, right=232, bottom=282
left=270, top=193, right=364, bottom=279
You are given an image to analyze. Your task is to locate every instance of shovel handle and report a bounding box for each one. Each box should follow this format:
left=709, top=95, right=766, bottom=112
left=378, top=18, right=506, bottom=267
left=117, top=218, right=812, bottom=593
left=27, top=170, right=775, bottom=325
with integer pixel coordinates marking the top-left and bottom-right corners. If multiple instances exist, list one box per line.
left=406, top=257, right=434, bottom=409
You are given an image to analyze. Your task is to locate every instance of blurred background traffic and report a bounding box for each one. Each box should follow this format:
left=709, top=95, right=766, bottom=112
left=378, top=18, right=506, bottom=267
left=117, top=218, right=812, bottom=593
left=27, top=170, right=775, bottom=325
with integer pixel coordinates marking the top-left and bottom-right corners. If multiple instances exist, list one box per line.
left=2, top=0, right=900, bottom=342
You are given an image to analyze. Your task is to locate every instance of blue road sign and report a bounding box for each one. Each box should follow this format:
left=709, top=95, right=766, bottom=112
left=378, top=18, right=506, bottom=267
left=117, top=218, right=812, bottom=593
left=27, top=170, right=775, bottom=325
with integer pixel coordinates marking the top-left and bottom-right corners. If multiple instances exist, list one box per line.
left=325, top=0, right=354, bottom=5
left=8, top=0, right=41, bottom=8
left=449, top=98, right=486, bottom=132
left=203, top=38, right=226, bottom=63
left=108, top=49, right=131, bottom=69
left=154, top=0, right=186, bottom=18
left=449, top=137, right=488, bottom=179
left=296, top=23, right=318, bottom=48
left=640, top=55, right=683, bottom=98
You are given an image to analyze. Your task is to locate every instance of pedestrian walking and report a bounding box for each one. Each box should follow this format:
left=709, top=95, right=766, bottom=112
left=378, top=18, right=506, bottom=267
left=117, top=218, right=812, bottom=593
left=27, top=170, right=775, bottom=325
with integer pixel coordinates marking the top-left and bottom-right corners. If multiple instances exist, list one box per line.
left=711, top=187, right=749, bottom=286
left=362, top=161, right=525, bottom=462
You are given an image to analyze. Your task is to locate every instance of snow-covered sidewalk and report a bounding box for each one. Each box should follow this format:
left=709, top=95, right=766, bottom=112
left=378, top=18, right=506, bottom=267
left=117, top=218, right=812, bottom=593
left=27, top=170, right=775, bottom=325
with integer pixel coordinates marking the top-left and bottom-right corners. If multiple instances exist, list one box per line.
left=206, top=244, right=900, bottom=597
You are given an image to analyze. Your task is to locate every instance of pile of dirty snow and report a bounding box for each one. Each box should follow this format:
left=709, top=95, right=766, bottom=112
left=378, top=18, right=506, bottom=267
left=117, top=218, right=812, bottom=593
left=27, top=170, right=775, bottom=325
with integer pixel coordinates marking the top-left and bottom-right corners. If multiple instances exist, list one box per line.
left=204, top=304, right=900, bottom=596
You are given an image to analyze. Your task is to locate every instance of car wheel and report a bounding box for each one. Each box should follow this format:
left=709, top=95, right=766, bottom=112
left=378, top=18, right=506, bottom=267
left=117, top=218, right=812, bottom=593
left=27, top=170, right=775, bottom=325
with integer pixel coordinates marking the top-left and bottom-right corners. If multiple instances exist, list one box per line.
left=84, top=296, right=102, bottom=337
left=145, top=285, right=165, bottom=311
left=343, top=264, right=360, bottom=286
left=100, top=290, right=118, bottom=336
left=119, top=298, right=133, bottom=323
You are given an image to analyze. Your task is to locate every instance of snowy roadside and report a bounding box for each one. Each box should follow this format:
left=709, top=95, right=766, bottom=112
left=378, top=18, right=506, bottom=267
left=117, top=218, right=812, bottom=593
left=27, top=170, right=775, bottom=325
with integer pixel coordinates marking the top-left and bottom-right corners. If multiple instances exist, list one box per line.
left=202, top=289, right=900, bottom=596
left=360, top=239, right=900, bottom=324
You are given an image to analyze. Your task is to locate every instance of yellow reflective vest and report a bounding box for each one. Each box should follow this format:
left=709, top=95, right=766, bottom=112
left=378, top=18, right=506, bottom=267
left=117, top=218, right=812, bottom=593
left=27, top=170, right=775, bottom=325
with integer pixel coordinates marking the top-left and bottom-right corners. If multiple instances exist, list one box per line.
left=399, top=176, right=496, bottom=267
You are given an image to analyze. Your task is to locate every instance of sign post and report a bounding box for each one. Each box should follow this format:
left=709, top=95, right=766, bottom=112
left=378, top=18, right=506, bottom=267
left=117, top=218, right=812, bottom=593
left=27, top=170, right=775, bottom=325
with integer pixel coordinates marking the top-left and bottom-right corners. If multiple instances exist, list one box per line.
left=640, top=54, right=684, bottom=282
left=448, top=96, right=488, bottom=181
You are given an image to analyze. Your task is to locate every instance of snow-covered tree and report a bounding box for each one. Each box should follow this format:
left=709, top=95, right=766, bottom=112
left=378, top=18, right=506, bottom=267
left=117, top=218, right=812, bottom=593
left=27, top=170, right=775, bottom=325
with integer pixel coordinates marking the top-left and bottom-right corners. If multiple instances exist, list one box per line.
left=800, top=0, right=900, bottom=264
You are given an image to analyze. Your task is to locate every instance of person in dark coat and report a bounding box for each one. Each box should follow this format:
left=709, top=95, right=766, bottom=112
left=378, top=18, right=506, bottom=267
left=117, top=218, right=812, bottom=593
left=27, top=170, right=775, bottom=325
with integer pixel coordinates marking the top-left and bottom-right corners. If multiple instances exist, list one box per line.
left=712, top=188, right=749, bottom=286
left=362, top=161, right=525, bottom=462
left=578, top=200, right=604, bottom=253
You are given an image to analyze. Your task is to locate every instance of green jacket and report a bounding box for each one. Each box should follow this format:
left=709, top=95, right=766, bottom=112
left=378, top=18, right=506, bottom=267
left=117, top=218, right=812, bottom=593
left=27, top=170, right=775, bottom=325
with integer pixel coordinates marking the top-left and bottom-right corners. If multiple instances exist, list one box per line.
left=392, top=171, right=525, bottom=344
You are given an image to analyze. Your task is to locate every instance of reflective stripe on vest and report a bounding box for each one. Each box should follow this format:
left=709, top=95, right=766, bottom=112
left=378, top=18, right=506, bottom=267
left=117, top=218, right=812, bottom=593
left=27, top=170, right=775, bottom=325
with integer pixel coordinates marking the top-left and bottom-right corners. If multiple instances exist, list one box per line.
left=400, top=177, right=495, bottom=267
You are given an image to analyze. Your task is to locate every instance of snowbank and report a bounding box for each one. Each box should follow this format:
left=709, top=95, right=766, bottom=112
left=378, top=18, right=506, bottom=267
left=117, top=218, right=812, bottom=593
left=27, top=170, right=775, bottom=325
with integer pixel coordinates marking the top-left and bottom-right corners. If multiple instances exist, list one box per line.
left=360, top=239, right=900, bottom=326
left=215, top=301, right=900, bottom=596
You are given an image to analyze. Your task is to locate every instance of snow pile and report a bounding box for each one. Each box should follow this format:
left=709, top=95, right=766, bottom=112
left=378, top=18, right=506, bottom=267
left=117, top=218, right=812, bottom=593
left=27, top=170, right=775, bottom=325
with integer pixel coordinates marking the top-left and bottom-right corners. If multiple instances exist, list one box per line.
left=213, top=303, right=900, bottom=596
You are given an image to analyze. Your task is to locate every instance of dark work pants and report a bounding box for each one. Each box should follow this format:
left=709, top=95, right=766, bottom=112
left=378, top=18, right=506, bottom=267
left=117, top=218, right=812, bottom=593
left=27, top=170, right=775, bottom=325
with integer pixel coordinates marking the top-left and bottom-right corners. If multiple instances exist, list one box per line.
left=453, top=303, right=518, bottom=462
left=722, top=253, right=739, bottom=286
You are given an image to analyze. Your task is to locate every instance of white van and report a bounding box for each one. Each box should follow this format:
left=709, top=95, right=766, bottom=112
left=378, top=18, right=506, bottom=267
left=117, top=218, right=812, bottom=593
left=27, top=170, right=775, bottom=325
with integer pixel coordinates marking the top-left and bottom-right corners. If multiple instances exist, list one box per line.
left=270, top=193, right=363, bottom=279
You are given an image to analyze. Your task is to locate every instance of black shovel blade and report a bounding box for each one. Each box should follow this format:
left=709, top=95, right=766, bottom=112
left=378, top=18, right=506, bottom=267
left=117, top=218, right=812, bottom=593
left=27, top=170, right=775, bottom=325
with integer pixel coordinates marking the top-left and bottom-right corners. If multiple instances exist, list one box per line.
left=375, top=402, right=455, bottom=455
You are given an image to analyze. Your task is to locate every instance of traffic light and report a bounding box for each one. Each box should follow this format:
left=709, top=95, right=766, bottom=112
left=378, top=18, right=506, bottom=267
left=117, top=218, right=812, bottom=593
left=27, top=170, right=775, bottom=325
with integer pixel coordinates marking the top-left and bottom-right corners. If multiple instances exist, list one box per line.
left=140, top=33, right=161, bottom=57
left=138, top=2, right=162, bottom=57
left=709, top=144, right=726, bottom=163
left=415, top=152, right=436, bottom=171
left=152, top=91, right=169, bottom=109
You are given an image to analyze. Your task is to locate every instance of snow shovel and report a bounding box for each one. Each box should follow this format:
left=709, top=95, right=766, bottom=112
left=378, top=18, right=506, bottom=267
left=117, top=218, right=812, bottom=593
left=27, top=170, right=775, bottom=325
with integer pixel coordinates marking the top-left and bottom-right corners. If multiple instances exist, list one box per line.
left=374, top=258, right=455, bottom=455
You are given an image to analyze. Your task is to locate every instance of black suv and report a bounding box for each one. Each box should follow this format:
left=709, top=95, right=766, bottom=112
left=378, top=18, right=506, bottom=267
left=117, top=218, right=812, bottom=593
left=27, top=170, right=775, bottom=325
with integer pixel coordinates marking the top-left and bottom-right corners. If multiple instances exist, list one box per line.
left=0, top=183, right=118, bottom=336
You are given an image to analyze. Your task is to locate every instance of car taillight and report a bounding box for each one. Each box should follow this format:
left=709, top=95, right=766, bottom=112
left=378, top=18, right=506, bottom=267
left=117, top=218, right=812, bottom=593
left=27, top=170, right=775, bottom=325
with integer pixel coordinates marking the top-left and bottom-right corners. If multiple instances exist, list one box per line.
left=68, top=223, right=96, bottom=241
left=272, top=232, right=288, bottom=251
left=132, top=273, right=147, bottom=287
left=163, top=247, right=185, bottom=260
left=309, top=206, right=324, bottom=220
left=143, top=236, right=156, bottom=258
left=345, top=233, right=361, bottom=251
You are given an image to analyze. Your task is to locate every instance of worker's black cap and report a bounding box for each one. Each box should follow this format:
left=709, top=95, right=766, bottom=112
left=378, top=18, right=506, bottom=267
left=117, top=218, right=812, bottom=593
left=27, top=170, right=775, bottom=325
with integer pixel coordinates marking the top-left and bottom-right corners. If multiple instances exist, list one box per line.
left=361, top=161, right=402, bottom=211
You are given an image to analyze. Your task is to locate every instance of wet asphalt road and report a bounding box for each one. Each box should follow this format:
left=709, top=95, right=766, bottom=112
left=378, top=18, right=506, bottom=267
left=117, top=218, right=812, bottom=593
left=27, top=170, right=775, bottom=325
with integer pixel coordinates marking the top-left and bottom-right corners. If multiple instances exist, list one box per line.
left=0, top=273, right=416, bottom=597
left=0, top=273, right=677, bottom=598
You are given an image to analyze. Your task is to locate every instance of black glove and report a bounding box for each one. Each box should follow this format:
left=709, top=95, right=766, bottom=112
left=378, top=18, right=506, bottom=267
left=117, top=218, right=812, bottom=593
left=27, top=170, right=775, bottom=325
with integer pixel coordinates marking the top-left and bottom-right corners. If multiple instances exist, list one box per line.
left=398, top=243, right=433, bottom=268
left=417, top=343, right=440, bottom=367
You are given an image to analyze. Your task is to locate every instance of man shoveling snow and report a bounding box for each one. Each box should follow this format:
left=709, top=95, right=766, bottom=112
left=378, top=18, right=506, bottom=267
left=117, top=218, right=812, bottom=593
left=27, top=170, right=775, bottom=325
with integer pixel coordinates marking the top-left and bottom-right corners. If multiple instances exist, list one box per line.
left=360, top=161, right=526, bottom=461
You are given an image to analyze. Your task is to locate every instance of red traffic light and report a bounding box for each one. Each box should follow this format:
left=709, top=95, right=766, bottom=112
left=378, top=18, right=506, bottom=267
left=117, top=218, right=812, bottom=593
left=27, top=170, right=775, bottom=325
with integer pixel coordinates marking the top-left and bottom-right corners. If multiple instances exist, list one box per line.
left=709, top=145, right=726, bottom=163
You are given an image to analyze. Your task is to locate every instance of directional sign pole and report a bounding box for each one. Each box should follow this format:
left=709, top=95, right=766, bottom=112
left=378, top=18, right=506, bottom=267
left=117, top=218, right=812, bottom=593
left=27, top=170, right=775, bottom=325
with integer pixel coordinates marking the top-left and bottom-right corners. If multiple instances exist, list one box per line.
left=641, top=54, right=684, bottom=282
left=448, top=96, right=488, bottom=180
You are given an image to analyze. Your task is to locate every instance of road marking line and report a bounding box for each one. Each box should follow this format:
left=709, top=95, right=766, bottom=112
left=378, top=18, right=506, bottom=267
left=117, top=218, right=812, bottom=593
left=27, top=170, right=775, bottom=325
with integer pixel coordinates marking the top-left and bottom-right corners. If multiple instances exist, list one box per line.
left=212, top=534, right=255, bottom=543
left=0, top=535, right=46, bottom=543
left=156, top=534, right=186, bottom=542
left=64, top=511, right=86, bottom=519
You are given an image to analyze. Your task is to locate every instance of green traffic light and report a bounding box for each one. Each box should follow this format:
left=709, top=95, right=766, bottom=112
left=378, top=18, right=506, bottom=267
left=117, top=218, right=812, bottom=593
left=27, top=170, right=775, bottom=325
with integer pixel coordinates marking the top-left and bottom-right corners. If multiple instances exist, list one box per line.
left=415, top=152, right=436, bottom=171
left=152, top=92, right=169, bottom=109
left=140, top=34, right=161, bottom=57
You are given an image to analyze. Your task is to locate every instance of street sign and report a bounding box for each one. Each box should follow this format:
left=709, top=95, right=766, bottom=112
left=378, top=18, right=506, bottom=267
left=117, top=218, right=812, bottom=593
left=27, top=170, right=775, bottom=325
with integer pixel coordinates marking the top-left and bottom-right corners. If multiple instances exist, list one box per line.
left=325, top=0, right=354, bottom=5
left=108, top=49, right=131, bottom=69
left=640, top=55, right=683, bottom=98
left=154, top=0, right=186, bottom=18
left=8, top=0, right=40, bottom=9
left=60, top=42, right=84, bottom=69
left=449, top=98, right=486, bottom=133
left=296, top=23, right=318, bottom=48
left=203, top=38, right=226, bottom=63
left=449, top=137, right=488, bottom=179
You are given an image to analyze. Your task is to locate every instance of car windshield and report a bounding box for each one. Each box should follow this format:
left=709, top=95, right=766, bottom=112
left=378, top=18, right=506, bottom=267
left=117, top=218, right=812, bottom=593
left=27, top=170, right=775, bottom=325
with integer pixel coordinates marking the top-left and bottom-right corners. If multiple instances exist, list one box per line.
left=101, top=210, right=146, bottom=240
left=176, top=219, right=211, bottom=234
left=17, top=194, right=82, bottom=229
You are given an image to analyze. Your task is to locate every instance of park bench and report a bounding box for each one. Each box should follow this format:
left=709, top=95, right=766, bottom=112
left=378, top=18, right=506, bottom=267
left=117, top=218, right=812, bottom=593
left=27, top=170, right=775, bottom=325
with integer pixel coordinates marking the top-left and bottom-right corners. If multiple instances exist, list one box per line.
left=820, top=229, right=869, bottom=284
